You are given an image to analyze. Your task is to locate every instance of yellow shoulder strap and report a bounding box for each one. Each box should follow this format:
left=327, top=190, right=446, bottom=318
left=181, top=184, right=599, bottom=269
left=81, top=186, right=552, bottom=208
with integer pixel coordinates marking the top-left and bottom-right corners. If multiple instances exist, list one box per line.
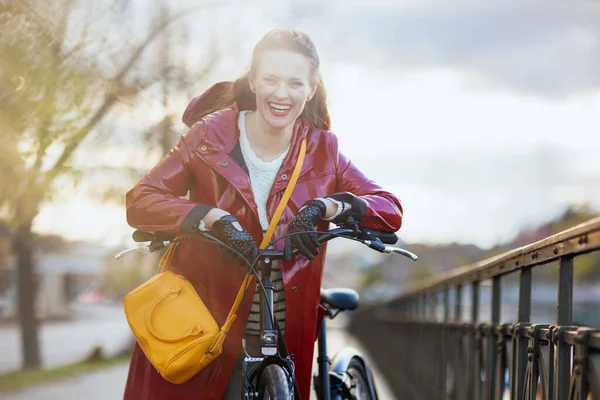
left=158, top=139, right=307, bottom=273
left=222, top=139, right=307, bottom=331
left=260, top=138, right=307, bottom=249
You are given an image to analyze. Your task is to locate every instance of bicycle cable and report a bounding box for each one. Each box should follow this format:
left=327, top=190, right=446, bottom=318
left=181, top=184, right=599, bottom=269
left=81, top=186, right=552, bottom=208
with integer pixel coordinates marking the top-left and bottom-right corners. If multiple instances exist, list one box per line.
left=154, top=228, right=368, bottom=358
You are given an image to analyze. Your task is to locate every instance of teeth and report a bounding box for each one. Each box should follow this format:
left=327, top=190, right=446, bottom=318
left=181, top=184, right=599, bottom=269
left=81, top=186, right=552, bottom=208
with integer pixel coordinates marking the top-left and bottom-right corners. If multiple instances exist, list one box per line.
left=269, top=103, right=291, bottom=111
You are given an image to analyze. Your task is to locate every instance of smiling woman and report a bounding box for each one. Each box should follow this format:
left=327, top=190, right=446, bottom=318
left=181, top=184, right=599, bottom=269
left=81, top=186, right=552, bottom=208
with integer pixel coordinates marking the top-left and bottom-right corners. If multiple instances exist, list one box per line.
left=123, top=28, right=403, bottom=400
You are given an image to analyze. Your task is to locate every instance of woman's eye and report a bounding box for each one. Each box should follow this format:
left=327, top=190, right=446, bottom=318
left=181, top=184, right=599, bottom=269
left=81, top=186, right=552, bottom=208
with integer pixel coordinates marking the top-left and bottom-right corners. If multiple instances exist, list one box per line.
left=290, top=81, right=303, bottom=88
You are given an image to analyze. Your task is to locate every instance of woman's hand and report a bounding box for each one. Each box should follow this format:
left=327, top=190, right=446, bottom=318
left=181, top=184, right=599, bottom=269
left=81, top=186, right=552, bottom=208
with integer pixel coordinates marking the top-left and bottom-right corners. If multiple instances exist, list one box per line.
left=209, top=215, right=259, bottom=266
left=284, top=199, right=327, bottom=261
left=200, top=208, right=231, bottom=229
left=323, top=192, right=368, bottom=225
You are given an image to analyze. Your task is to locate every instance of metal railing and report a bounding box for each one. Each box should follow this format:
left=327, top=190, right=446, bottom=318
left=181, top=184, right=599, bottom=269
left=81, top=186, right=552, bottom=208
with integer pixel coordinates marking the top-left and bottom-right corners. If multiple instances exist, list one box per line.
left=350, top=217, right=600, bottom=400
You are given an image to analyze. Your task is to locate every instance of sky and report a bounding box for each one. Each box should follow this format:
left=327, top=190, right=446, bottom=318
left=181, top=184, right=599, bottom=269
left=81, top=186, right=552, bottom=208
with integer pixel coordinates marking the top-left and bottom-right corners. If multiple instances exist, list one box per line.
left=31, top=0, right=600, bottom=250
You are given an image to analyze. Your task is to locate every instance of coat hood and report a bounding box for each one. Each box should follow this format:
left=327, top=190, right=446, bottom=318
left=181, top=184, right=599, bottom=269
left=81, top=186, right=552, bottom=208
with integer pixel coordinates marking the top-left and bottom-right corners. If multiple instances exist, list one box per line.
left=182, top=81, right=234, bottom=128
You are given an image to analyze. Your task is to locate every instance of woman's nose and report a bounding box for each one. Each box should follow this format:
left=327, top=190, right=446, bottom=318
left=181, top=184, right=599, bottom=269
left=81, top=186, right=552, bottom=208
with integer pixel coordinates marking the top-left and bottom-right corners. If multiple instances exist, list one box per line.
left=274, top=83, right=289, bottom=99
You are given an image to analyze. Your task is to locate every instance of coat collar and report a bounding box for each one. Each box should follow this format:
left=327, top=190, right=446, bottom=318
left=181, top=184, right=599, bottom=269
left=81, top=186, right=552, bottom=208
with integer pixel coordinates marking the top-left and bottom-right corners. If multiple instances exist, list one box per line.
left=196, top=104, right=313, bottom=224
left=200, top=103, right=310, bottom=156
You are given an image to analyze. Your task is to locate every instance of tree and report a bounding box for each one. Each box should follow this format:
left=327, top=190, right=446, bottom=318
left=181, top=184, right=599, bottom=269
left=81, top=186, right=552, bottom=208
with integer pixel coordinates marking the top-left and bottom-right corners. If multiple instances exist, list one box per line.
left=0, top=0, right=222, bottom=369
left=145, top=3, right=218, bottom=156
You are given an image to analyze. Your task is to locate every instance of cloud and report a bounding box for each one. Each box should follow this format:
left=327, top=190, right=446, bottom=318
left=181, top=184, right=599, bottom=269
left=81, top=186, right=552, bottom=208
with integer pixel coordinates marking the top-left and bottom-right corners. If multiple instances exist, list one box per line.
left=291, top=1, right=600, bottom=98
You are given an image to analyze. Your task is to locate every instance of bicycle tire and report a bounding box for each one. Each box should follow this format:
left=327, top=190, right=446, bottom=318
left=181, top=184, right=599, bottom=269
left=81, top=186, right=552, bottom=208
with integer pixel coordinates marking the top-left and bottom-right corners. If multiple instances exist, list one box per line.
left=258, top=364, right=291, bottom=399
left=346, top=358, right=375, bottom=400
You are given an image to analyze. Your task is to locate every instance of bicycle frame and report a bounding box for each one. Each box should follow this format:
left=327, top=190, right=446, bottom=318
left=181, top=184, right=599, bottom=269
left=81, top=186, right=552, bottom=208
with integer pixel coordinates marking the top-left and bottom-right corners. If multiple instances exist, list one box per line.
left=240, top=256, right=296, bottom=399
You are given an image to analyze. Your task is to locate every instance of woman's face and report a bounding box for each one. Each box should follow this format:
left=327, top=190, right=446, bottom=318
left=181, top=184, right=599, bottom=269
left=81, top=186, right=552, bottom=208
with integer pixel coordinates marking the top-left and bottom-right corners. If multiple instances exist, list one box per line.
left=249, top=49, right=317, bottom=131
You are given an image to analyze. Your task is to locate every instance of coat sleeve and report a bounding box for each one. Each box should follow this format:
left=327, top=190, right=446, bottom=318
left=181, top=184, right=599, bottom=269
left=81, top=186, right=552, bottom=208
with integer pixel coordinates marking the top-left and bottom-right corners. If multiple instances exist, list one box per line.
left=125, top=121, right=213, bottom=236
left=329, top=133, right=403, bottom=232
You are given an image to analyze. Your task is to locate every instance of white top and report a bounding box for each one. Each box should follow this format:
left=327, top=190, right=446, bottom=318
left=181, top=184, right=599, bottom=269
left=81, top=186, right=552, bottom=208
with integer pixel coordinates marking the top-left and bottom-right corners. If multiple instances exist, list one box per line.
left=238, top=110, right=289, bottom=336
left=238, top=110, right=290, bottom=231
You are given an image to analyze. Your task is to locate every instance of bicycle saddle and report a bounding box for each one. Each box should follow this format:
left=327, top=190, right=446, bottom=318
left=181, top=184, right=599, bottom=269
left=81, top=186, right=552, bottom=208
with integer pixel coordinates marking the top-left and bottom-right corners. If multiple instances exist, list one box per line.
left=320, top=288, right=359, bottom=311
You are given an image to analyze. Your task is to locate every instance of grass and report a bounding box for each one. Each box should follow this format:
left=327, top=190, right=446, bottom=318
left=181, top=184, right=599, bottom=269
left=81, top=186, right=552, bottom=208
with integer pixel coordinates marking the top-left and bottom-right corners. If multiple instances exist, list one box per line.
left=0, top=349, right=133, bottom=393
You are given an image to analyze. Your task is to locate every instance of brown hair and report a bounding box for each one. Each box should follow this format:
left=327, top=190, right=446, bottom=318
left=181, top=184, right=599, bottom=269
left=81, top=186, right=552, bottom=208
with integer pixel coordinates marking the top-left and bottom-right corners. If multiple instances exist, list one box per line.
left=230, top=29, right=331, bottom=130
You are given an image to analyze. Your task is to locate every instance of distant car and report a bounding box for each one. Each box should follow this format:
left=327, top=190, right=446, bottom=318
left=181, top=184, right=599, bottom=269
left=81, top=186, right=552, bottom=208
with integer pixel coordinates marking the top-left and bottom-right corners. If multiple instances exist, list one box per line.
left=77, top=289, right=104, bottom=304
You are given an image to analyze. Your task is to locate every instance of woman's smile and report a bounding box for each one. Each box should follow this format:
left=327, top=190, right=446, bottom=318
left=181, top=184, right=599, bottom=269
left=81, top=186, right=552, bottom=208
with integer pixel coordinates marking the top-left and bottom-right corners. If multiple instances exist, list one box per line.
left=267, top=101, right=293, bottom=117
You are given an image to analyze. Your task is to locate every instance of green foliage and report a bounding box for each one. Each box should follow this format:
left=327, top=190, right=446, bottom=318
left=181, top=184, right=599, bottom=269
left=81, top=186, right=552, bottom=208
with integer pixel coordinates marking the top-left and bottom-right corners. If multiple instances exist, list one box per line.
left=514, top=204, right=600, bottom=282
left=359, top=265, right=385, bottom=291
left=408, top=262, right=436, bottom=284
left=0, top=1, right=201, bottom=228
left=575, top=254, right=600, bottom=283
left=0, top=1, right=100, bottom=225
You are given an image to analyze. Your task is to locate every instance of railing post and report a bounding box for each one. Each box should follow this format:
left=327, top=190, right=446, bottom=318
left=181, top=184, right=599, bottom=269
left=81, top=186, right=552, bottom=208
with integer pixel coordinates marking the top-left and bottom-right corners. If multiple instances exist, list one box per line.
left=430, top=290, right=437, bottom=321
left=454, top=285, right=464, bottom=399
left=455, top=285, right=463, bottom=321
left=440, top=287, right=449, bottom=400
left=488, top=277, right=501, bottom=399
left=468, top=281, right=480, bottom=400
left=414, top=296, right=419, bottom=319
left=444, top=287, right=450, bottom=322
left=414, top=295, right=418, bottom=319
left=555, top=256, right=573, bottom=400
left=514, top=266, right=532, bottom=399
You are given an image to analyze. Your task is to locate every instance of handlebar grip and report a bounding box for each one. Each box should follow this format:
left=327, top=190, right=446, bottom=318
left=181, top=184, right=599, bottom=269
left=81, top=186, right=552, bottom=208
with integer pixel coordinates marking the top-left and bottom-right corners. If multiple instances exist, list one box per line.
left=132, top=230, right=176, bottom=243
left=362, top=228, right=398, bottom=244
left=132, top=230, right=155, bottom=243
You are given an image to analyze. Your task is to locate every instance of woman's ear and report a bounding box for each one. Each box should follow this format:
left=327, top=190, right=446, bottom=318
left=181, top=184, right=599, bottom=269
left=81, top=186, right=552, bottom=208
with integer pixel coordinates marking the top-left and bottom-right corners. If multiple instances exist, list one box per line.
left=308, top=81, right=319, bottom=101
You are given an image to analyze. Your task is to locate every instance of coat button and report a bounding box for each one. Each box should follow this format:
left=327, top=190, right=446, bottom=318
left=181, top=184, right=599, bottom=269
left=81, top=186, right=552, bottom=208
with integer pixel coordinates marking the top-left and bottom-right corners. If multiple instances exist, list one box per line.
left=292, top=286, right=298, bottom=292
left=201, top=145, right=207, bottom=151
left=277, top=218, right=284, bottom=226
left=281, top=173, right=288, bottom=180
left=221, top=161, right=228, bottom=167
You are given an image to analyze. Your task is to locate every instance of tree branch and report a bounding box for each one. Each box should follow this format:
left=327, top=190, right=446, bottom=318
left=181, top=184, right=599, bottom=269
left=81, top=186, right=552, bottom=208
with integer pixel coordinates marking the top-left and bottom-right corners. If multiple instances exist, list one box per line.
left=32, top=2, right=73, bottom=174
left=44, top=1, right=226, bottom=185
left=45, top=93, right=117, bottom=184
left=114, top=2, right=225, bottom=83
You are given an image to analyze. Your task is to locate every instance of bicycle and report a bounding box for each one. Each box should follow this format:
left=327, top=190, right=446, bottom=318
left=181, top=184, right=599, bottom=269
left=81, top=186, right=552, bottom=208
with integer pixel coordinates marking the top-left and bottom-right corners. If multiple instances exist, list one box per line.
left=115, top=218, right=417, bottom=399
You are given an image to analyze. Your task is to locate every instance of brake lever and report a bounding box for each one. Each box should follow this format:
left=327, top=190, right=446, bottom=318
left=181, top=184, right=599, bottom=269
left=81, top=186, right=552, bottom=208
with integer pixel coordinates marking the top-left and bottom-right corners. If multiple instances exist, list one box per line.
left=114, top=239, right=171, bottom=259
left=384, top=246, right=418, bottom=261
left=344, top=215, right=361, bottom=233
left=358, top=237, right=419, bottom=261
left=115, top=245, right=151, bottom=259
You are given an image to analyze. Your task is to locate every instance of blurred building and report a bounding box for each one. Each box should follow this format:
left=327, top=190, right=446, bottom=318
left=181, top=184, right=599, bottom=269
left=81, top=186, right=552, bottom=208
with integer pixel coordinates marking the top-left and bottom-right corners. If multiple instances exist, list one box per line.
left=1, top=243, right=110, bottom=320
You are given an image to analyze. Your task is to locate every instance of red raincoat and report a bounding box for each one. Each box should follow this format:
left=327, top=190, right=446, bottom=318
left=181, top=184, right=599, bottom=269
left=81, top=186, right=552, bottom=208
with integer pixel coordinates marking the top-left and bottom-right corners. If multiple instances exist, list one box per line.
left=123, top=83, right=403, bottom=399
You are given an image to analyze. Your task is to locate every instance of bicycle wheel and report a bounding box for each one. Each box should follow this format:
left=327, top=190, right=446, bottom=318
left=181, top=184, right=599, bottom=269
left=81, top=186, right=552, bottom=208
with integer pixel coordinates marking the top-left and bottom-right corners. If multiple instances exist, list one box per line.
left=346, top=358, right=375, bottom=400
left=258, top=364, right=291, bottom=399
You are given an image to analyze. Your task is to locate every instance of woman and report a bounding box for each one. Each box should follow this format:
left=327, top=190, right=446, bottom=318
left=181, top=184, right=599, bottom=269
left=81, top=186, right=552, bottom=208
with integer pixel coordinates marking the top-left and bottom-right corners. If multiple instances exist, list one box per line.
left=124, top=29, right=402, bottom=400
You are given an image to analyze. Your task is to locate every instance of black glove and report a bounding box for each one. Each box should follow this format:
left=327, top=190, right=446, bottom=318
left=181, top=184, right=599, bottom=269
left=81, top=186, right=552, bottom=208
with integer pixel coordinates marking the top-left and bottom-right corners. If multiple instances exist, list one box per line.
left=209, top=215, right=259, bottom=266
left=284, top=199, right=327, bottom=261
left=325, top=192, right=368, bottom=225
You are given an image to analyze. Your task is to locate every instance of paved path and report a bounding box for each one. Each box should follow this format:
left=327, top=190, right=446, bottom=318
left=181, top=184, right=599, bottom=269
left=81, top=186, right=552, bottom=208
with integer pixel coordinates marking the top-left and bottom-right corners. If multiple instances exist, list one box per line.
left=0, top=303, right=132, bottom=373
left=0, top=308, right=396, bottom=399
left=0, top=364, right=130, bottom=400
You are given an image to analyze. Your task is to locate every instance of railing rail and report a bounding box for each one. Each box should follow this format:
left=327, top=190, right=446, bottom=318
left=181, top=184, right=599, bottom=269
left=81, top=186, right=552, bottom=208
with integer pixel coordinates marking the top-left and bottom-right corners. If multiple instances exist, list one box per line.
left=350, top=217, right=600, bottom=400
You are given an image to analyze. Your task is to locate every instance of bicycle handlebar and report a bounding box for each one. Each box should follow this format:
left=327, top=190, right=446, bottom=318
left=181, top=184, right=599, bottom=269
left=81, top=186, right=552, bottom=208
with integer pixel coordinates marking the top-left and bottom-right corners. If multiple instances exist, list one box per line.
left=115, top=225, right=418, bottom=262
